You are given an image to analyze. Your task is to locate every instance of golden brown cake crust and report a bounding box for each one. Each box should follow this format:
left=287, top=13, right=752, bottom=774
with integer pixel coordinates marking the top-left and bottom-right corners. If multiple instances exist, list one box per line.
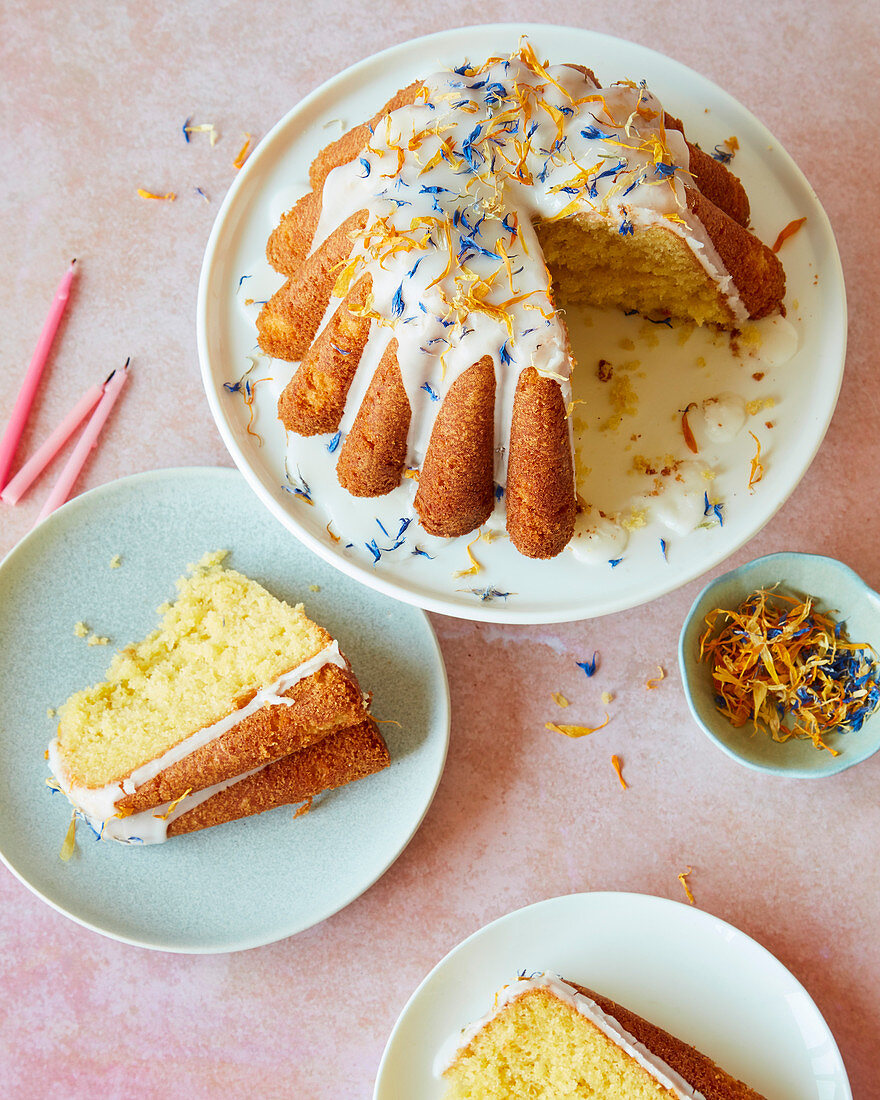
left=117, top=662, right=368, bottom=814
left=309, top=82, right=422, bottom=193
left=686, top=191, right=785, bottom=319
left=663, top=113, right=751, bottom=229
left=277, top=275, right=373, bottom=435
left=166, top=717, right=389, bottom=837
left=571, top=982, right=769, bottom=1100
left=267, top=190, right=320, bottom=275
left=336, top=339, right=412, bottom=496
left=414, top=356, right=497, bottom=538
left=257, top=209, right=368, bottom=361
left=505, top=367, right=577, bottom=558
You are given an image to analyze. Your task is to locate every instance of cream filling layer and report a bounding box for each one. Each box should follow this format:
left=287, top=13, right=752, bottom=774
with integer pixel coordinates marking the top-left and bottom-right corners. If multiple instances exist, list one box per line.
left=436, top=971, right=707, bottom=1100
left=48, top=640, right=347, bottom=826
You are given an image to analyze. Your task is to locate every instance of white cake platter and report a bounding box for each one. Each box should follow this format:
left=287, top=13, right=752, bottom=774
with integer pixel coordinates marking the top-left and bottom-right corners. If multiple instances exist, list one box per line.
left=197, top=24, right=845, bottom=624
left=374, top=891, right=851, bottom=1099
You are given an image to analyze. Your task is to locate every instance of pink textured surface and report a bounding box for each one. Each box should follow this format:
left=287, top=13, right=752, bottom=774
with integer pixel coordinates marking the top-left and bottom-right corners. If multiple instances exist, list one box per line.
left=2, top=3, right=879, bottom=1097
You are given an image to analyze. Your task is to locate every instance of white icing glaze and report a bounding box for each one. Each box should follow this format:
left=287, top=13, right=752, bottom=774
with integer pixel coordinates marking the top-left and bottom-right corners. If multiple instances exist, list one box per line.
left=743, top=314, right=799, bottom=366
left=81, top=764, right=267, bottom=845
left=308, top=48, right=751, bottom=485
left=48, top=640, right=347, bottom=829
left=652, top=460, right=715, bottom=536
left=700, top=393, right=747, bottom=443
left=569, top=512, right=629, bottom=563
left=435, top=971, right=707, bottom=1099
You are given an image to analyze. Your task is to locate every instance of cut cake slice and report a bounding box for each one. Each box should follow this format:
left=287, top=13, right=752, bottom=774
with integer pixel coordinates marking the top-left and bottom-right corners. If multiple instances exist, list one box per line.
left=100, top=716, right=390, bottom=844
left=441, top=972, right=767, bottom=1100
left=49, top=551, right=371, bottom=843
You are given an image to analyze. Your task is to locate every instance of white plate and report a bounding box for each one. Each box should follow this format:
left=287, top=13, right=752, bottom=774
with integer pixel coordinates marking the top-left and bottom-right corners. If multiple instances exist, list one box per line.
left=197, top=24, right=846, bottom=624
left=0, top=467, right=449, bottom=953
left=374, top=891, right=851, bottom=1099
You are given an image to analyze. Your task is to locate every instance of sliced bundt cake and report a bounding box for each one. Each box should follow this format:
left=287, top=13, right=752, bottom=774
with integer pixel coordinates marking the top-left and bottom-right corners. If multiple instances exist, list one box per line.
left=258, top=45, right=785, bottom=559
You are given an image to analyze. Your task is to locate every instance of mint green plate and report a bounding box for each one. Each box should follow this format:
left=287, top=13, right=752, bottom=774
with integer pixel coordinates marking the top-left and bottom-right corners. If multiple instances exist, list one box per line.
left=0, top=468, right=449, bottom=952
left=679, top=552, right=880, bottom=777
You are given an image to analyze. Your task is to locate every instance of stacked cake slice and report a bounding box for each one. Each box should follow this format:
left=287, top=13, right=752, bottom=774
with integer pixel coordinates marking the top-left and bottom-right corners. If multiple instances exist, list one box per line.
left=48, top=551, right=388, bottom=844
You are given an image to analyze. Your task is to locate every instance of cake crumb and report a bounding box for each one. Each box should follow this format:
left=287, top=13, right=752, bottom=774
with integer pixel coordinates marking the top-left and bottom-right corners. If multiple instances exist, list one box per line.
left=47, top=707, right=56, bottom=719
left=308, top=584, right=321, bottom=592
left=676, top=322, right=695, bottom=346
left=746, top=397, right=775, bottom=416
left=601, top=376, right=639, bottom=432
left=191, top=549, right=229, bottom=572
left=73, top=621, right=89, bottom=638
left=109, top=555, right=122, bottom=569
left=86, top=634, right=110, bottom=647
left=638, top=323, right=660, bottom=347
left=601, top=691, right=614, bottom=705
left=623, top=508, right=647, bottom=531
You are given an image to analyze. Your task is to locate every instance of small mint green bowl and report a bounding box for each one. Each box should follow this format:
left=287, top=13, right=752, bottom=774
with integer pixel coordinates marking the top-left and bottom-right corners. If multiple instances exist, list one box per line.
left=679, top=552, right=880, bottom=778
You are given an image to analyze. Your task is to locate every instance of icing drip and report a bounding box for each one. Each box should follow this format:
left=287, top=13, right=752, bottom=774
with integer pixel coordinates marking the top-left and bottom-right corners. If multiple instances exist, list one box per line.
left=48, top=640, right=348, bottom=834
left=76, top=765, right=267, bottom=845
left=436, top=971, right=707, bottom=1099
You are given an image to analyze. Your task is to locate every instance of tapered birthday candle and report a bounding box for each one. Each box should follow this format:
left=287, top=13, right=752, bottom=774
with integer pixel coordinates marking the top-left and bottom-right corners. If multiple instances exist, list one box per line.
left=0, top=259, right=77, bottom=491
left=0, top=378, right=108, bottom=505
left=36, top=360, right=129, bottom=522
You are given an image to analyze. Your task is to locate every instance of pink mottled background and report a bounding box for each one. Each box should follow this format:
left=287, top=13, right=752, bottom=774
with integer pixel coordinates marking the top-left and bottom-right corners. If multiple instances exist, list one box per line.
left=2, top=1, right=879, bottom=1097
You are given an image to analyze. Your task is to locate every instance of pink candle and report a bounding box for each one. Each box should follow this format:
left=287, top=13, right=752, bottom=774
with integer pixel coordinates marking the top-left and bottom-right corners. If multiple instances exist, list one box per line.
left=0, top=382, right=105, bottom=506
left=0, top=259, right=77, bottom=491
left=36, top=360, right=129, bottom=523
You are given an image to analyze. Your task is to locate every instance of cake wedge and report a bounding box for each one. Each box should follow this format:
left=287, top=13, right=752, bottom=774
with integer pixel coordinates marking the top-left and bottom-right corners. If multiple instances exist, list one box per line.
left=48, top=551, right=372, bottom=843
left=93, top=716, right=390, bottom=844
left=441, top=972, right=767, bottom=1099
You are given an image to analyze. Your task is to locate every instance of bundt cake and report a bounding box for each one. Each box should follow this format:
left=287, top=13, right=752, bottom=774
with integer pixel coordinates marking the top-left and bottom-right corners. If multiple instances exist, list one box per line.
left=440, top=971, right=768, bottom=1099
left=258, top=44, right=785, bottom=559
left=48, top=551, right=378, bottom=844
